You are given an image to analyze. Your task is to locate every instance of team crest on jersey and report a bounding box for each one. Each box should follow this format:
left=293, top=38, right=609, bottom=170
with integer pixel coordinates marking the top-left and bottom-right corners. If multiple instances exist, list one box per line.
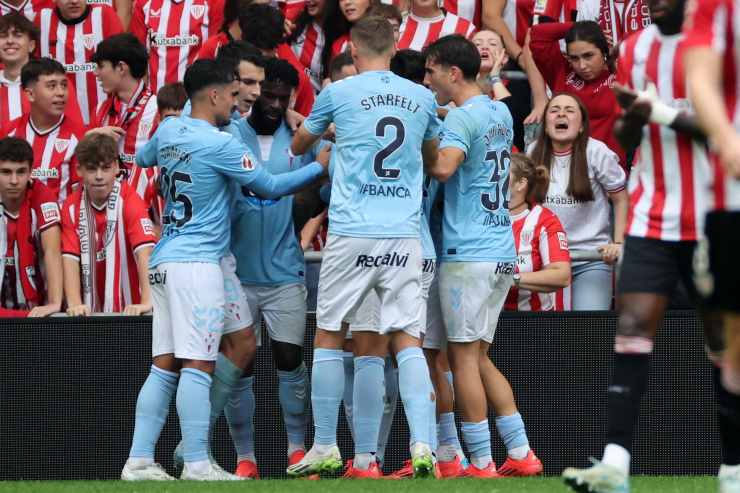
left=521, top=230, right=533, bottom=246
left=40, top=202, right=60, bottom=223
left=54, top=138, right=70, bottom=153
left=557, top=232, right=568, bottom=251
left=83, top=34, right=96, bottom=51
left=140, top=218, right=154, bottom=236
left=241, top=153, right=255, bottom=171
left=138, top=121, right=153, bottom=138
left=190, top=5, right=205, bottom=19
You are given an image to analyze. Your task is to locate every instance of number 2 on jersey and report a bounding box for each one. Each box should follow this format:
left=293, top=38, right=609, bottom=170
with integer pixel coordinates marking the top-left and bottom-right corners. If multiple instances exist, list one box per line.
left=374, top=116, right=405, bottom=180
left=481, top=149, right=510, bottom=212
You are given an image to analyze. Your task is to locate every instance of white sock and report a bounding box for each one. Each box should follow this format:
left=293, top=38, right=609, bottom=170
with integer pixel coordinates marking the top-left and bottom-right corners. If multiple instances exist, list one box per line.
left=313, top=443, right=336, bottom=455
left=186, top=459, right=211, bottom=475
left=128, top=457, right=153, bottom=467
left=287, top=442, right=305, bottom=457
left=436, top=443, right=458, bottom=462
left=471, top=455, right=492, bottom=469
left=509, top=444, right=531, bottom=460
left=237, top=452, right=256, bottom=463
left=354, top=452, right=375, bottom=470
left=602, top=443, right=630, bottom=476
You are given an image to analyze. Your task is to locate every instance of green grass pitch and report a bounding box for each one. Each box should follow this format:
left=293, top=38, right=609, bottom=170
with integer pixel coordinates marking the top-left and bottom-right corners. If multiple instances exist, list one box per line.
left=0, top=477, right=716, bottom=493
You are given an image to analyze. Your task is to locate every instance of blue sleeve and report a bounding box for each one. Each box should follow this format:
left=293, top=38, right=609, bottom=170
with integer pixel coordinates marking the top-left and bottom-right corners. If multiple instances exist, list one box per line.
left=424, top=97, right=441, bottom=141
left=302, top=86, right=333, bottom=137
left=212, top=136, right=323, bottom=199
left=135, top=132, right=158, bottom=168
left=439, top=109, right=471, bottom=157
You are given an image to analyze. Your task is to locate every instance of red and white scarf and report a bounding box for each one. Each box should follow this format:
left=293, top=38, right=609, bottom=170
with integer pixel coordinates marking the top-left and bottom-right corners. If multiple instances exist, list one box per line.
left=0, top=200, right=42, bottom=308
left=598, top=0, right=650, bottom=45
left=78, top=178, right=132, bottom=312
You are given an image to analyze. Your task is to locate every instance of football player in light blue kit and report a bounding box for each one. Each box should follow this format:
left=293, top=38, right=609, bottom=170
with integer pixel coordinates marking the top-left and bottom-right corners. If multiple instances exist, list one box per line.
left=287, top=16, right=440, bottom=478
left=226, top=58, right=315, bottom=473
left=424, top=35, right=542, bottom=478
left=120, top=59, right=326, bottom=481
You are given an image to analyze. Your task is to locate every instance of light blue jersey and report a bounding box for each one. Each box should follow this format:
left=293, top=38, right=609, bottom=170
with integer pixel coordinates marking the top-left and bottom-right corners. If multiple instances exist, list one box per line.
left=227, top=119, right=315, bottom=286
left=136, top=115, right=324, bottom=267
left=439, top=95, right=516, bottom=263
left=421, top=175, right=438, bottom=260
left=303, top=70, right=439, bottom=238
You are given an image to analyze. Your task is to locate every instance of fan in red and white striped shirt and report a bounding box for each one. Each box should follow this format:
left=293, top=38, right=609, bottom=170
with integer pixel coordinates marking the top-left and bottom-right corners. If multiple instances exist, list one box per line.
left=0, top=0, right=51, bottom=21
left=1, top=58, right=84, bottom=204
left=498, top=0, right=576, bottom=48
left=35, top=0, right=122, bottom=125
left=683, top=0, right=740, bottom=212
left=129, top=0, right=223, bottom=91
left=616, top=24, right=710, bottom=241
left=291, top=20, right=325, bottom=92
left=398, top=0, right=475, bottom=52
left=443, top=0, right=479, bottom=28
left=0, top=13, right=36, bottom=128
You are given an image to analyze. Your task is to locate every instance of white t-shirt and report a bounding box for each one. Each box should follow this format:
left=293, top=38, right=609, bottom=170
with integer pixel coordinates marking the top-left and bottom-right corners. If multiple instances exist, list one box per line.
left=528, top=138, right=625, bottom=254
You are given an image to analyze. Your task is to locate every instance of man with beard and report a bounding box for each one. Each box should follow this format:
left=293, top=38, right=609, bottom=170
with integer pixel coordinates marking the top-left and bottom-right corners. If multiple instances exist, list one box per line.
left=225, top=58, right=316, bottom=476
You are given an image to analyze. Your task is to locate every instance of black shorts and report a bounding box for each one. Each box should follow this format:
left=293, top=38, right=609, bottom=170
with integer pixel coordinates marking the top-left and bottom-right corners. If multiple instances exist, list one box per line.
left=701, top=211, right=740, bottom=312
left=617, top=235, right=698, bottom=301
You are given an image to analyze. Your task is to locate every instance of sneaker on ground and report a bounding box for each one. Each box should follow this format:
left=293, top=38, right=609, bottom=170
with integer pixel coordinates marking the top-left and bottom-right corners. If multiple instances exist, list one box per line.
left=385, top=459, right=414, bottom=479
left=235, top=459, right=260, bottom=479
left=438, top=455, right=469, bottom=478
left=410, top=442, right=435, bottom=478
left=562, top=459, right=630, bottom=493
left=289, top=451, right=320, bottom=480
left=121, top=460, right=175, bottom=481
left=342, top=459, right=382, bottom=479
left=498, top=450, right=544, bottom=476
left=181, top=462, right=243, bottom=481
left=286, top=444, right=342, bottom=477
left=465, top=462, right=501, bottom=478
left=720, top=464, right=740, bottom=493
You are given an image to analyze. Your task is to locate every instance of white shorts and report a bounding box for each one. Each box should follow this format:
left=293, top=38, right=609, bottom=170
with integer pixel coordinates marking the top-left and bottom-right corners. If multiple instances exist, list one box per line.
left=151, top=262, right=225, bottom=361
left=422, top=260, right=445, bottom=350
left=222, top=255, right=254, bottom=335
left=317, top=234, right=423, bottom=338
left=243, top=283, right=307, bottom=347
left=349, top=258, right=435, bottom=335
left=439, top=261, right=514, bottom=344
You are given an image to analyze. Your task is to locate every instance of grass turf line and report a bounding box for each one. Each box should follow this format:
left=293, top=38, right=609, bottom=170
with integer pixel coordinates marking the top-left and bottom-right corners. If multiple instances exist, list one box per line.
left=0, top=477, right=715, bottom=493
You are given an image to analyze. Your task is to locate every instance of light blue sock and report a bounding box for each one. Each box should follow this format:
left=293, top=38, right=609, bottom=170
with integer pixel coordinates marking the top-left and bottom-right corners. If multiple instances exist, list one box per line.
left=225, top=375, right=256, bottom=460
left=177, top=368, right=212, bottom=463
left=129, top=365, right=178, bottom=459
left=277, top=363, right=308, bottom=448
left=461, top=420, right=492, bottom=467
left=495, top=413, right=530, bottom=457
left=352, top=356, right=385, bottom=455
left=396, top=347, right=435, bottom=446
left=342, top=352, right=355, bottom=439
left=311, top=348, right=345, bottom=445
left=376, top=358, right=398, bottom=465
left=210, top=353, right=243, bottom=427
left=438, top=412, right=462, bottom=449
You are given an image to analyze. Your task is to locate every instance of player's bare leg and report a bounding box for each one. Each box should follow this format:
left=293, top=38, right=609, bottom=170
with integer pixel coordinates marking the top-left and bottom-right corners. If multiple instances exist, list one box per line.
left=479, top=343, right=542, bottom=476
left=287, top=327, right=347, bottom=477
left=564, top=293, right=668, bottom=493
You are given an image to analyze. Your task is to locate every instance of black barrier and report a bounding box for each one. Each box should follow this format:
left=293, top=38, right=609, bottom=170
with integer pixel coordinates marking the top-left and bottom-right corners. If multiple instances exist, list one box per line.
left=0, top=311, right=718, bottom=480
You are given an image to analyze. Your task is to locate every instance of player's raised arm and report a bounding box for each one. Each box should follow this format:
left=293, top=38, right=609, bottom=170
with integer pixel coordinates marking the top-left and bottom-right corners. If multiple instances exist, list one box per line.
left=291, top=86, right=334, bottom=155
left=134, top=128, right=161, bottom=169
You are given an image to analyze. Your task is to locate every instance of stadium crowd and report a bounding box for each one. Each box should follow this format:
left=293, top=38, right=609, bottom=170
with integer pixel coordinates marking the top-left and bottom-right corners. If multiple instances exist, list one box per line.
left=2, top=0, right=740, bottom=490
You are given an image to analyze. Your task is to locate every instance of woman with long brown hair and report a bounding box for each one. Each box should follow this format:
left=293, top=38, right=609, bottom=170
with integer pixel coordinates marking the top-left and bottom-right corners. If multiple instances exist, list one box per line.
left=505, top=154, right=571, bottom=311
left=528, top=93, right=628, bottom=310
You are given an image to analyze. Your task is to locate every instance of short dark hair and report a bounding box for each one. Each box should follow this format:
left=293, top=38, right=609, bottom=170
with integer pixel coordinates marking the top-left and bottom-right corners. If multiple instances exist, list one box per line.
left=350, top=16, right=394, bottom=56
left=222, top=0, right=253, bottom=33
left=240, top=4, right=284, bottom=51
left=215, top=40, right=265, bottom=76
left=329, top=51, right=354, bottom=81
left=76, top=133, right=119, bottom=168
left=91, top=33, right=148, bottom=79
left=391, top=49, right=425, bottom=84
left=367, top=3, right=401, bottom=25
left=21, top=57, right=66, bottom=89
left=0, top=12, right=38, bottom=43
left=423, top=34, right=480, bottom=81
left=264, top=58, right=299, bottom=88
left=0, top=137, right=33, bottom=168
left=183, top=59, right=236, bottom=99
left=157, top=82, right=188, bottom=113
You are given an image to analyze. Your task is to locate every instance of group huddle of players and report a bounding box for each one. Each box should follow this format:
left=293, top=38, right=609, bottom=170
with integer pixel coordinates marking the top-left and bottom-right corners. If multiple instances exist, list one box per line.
left=111, top=1, right=740, bottom=492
